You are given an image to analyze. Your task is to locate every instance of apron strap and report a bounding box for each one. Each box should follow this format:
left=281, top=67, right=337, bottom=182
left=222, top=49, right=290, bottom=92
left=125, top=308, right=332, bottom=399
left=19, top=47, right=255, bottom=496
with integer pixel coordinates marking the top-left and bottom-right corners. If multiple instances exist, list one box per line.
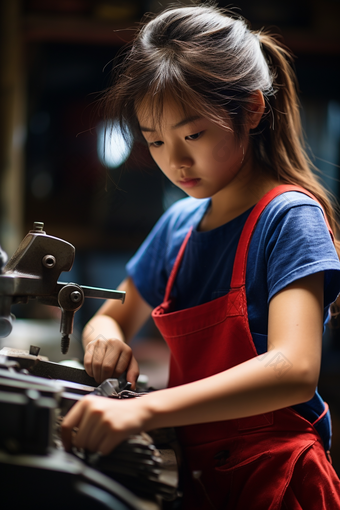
left=230, top=184, right=334, bottom=289
left=163, top=227, right=193, bottom=302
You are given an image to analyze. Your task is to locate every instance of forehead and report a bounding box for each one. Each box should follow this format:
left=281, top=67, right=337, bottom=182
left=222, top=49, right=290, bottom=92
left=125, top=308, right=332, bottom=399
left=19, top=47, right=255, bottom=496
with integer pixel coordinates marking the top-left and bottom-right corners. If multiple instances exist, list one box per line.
left=136, top=94, right=195, bottom=131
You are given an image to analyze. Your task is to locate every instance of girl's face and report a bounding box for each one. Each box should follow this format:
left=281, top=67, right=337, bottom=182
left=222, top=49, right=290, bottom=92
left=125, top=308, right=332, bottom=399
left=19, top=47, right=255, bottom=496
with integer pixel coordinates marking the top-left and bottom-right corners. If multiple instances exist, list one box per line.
left=137, top=97, right=248, bottom=200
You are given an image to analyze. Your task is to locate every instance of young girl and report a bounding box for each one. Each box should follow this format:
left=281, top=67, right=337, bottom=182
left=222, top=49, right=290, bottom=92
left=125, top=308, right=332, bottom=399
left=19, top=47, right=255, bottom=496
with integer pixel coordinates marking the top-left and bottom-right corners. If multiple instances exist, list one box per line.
left=62, top=4, right=340, bottom=508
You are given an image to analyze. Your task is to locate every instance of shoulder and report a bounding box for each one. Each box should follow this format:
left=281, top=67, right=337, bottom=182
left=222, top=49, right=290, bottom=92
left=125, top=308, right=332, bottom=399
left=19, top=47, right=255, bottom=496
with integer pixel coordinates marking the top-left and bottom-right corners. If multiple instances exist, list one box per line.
left=253, top=191, right=329, bottom=252
left=250, top=190, right=340, bottom=304
left=259, top=191, right=325, bottom=228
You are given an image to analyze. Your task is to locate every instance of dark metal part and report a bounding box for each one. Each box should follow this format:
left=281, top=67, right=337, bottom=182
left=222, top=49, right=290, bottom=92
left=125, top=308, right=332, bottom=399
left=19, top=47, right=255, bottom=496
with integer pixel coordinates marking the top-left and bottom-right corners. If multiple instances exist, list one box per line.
left=56, top=380, right=95, bottom=394
left=0, top=302, right=13, bottom=337
left=0, top=359, right=179, bottom=508
left=79, top=285, right=125, bottom=303
left=0, top=347, right=99, bottom=386
left=0, top=448, right=144, bottom=510
left=58, top=283, right=84, bottom=354
left=93, top=379, right=119, bottom=397
left=30, top=359, right=98, bottom=386
left=93, top=373, right=132, bottom=397
left=89, top=433, right=178, bottom=501
left=29, top=345, right=40, bottom=356
left=0, top=222, right=125, bottom=353
left=0, top=369, right=62, bottom=455
left=61, top=335, right=70, bottom=355
left=0, top=367, right=64, bottom=394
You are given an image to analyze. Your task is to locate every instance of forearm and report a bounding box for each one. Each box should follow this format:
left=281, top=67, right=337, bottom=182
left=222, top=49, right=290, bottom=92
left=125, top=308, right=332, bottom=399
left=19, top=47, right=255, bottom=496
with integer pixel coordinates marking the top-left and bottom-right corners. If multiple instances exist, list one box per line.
left=62, top=350, right=316, bottom=454
left=140, top=349, right=317, bottom=431
left=82, top=314, right=126, bottom=350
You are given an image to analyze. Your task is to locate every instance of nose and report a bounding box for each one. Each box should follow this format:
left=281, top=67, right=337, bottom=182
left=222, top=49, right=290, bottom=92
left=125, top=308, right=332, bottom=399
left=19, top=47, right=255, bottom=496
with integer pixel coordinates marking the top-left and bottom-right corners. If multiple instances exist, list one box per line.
left=168, top=144, right=193, bottom=171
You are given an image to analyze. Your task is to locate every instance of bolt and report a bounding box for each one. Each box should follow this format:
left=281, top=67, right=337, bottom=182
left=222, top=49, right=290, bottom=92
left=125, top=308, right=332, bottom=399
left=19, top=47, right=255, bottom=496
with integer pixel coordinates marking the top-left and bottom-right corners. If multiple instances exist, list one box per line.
left=33, top=222, right=44, bottom=231
left=42, top=254, right=56, bottom=268
left=70, top=291, right=82, bottom=303
left=61, top=335, right=70, bottom=355
left=30, top=222, right=46, bottom=234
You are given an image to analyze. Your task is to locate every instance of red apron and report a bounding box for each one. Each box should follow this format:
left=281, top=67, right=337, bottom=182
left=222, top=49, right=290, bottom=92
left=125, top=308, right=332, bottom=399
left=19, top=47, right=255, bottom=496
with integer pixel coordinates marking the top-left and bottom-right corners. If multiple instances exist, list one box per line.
left=152, top=185, right=340, bottom=509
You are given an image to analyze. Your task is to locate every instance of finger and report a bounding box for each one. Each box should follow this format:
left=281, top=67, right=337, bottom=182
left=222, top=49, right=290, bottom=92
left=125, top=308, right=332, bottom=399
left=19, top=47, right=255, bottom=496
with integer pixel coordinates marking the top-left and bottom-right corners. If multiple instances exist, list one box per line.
left=61, top=399, right=88, bottom=451
left=92, top=343, right=119, bottom=383
left=81, top=416, right=108, bottom=452
left=111, top=348, right=132, bottom=379
left=91, top=341, right=107, bottom=383
left=126, top=356, right=140, bottom=390
left=97, top=432, right=124, bottom=456
left=99, top=344, right=124, bottom=382
left=72, top=403, right=106, bottom=451
left=84, top=340, right=109, bottom=381
left=83, top=342, right=95, bottom=377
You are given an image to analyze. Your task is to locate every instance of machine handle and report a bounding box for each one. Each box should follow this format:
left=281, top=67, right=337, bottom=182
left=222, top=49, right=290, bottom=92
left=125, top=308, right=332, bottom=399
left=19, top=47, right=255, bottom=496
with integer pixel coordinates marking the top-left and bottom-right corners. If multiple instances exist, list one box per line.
left=77, top=285, right=125, bottom=303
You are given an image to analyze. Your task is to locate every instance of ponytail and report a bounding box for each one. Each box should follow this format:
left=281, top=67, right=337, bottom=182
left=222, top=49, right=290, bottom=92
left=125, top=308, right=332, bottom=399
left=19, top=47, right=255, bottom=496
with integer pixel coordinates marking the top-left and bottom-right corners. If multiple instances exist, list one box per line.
left=254, top=32, right=340, bottom=256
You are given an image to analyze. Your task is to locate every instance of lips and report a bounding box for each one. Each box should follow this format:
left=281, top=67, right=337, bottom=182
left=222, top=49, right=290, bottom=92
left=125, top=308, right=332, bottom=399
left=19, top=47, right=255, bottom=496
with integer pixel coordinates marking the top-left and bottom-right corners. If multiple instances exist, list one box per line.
left=178, top=178, right=201, bottom=188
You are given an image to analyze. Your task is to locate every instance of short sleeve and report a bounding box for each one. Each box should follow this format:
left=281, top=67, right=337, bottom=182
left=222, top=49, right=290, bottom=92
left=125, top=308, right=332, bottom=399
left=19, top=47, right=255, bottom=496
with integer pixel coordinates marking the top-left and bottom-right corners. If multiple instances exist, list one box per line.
left=246, top=192, right=340, bottom=335
left=267, top=203, right=339, bottom=307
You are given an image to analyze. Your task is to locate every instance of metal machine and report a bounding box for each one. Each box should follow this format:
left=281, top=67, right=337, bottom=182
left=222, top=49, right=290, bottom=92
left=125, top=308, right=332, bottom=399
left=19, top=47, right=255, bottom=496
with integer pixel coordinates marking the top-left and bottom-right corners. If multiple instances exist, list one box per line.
left=0, top=221, right=125, bottom=353
left=0, top=224, right=179, bottom=510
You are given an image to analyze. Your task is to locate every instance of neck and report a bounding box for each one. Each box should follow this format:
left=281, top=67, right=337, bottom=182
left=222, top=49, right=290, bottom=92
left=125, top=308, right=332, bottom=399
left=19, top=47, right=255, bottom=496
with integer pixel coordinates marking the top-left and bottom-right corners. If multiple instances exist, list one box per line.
left=199, top=156, right=280, bottom=232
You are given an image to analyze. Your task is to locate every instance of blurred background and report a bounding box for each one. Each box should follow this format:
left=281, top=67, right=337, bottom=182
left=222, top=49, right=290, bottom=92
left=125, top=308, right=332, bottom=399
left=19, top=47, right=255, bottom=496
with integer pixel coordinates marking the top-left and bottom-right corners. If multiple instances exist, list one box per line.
left=0, top=0, right=340, bottom=471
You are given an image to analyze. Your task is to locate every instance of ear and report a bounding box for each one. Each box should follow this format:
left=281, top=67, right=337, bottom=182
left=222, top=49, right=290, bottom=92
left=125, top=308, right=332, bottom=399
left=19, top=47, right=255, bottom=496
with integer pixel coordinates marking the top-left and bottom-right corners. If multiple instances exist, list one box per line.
left=246, top=90, right=265, bottom=130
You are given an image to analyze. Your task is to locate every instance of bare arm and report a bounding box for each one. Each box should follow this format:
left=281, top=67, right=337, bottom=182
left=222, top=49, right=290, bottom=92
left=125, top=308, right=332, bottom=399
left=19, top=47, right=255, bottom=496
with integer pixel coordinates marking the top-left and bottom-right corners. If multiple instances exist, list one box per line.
left=82, top=277, right=152, bottom=385
left=62, top=272, right=324, bottom=454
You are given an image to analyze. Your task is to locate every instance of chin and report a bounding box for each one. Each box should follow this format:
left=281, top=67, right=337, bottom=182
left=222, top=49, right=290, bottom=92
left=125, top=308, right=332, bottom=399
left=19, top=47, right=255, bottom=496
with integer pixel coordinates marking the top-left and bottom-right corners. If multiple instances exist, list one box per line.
left=185, top=190, right=212, bottom=200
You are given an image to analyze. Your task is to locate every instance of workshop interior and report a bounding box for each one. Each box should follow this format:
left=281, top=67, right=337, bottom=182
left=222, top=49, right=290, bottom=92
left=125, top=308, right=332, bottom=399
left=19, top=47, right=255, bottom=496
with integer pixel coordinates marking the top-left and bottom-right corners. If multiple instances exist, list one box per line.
left=0, top=0, right=340, bottom=508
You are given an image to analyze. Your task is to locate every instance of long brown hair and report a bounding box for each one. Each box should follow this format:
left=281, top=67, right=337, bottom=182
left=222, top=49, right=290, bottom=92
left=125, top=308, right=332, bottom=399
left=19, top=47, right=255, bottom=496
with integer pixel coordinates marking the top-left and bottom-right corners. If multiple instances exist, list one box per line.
left=103, top=3, right=340, bottom=255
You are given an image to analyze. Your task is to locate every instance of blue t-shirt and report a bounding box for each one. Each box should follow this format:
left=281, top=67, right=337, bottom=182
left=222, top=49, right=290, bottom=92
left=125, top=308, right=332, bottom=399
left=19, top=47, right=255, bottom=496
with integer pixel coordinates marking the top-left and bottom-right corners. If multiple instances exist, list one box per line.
left=126, top=191, right=340, bottom=449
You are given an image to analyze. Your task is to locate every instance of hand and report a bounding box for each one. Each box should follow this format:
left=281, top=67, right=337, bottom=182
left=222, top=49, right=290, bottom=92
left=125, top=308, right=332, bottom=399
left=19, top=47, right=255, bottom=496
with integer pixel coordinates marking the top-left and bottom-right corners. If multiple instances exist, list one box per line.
left=61, top=395, right=149, bottom=455
left=83, top=336, right=139, bottom=387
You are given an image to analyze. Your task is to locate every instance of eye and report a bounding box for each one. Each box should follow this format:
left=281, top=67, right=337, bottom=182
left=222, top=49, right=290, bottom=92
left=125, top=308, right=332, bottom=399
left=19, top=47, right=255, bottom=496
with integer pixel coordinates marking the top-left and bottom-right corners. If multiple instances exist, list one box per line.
left=148, top=140, right=163, bottom=148
left=186, top=131, right=203, bottom=141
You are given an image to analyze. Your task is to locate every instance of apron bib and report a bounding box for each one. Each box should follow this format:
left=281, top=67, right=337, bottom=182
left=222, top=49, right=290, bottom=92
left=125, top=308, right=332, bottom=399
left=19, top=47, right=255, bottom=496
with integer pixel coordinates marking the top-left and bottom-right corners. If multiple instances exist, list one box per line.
left=152, top=185, right=340, bottom=509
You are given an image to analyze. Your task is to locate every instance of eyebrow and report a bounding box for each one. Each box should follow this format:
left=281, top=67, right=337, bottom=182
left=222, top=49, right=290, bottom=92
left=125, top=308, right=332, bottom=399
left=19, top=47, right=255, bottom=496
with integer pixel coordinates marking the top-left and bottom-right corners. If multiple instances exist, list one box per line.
left=140, top=115, right=202, bottom=133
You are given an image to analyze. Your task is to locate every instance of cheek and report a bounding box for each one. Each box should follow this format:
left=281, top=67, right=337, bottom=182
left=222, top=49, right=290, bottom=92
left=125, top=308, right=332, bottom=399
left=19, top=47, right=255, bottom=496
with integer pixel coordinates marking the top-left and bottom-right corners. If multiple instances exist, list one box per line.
left=210, top=136, right=240, bottom=165
left=150, top=151, right=172, bottom=178
left=149, top=149, right=163, bottom=168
